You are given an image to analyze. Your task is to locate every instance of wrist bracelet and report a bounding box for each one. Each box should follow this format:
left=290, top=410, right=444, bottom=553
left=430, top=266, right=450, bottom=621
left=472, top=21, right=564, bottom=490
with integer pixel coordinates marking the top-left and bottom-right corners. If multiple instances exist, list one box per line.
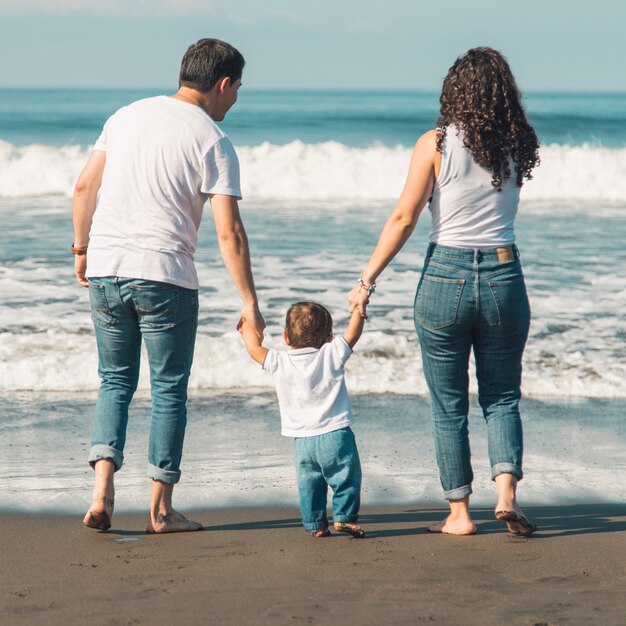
left=358, top=278, right=376, bottom=295
left=71, top=244, right=88, bottom=255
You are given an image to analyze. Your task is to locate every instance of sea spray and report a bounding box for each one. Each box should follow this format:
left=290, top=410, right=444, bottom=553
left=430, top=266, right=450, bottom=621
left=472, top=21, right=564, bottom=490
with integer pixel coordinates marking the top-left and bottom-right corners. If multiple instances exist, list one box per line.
left=1, top=139, right=626, bottom=202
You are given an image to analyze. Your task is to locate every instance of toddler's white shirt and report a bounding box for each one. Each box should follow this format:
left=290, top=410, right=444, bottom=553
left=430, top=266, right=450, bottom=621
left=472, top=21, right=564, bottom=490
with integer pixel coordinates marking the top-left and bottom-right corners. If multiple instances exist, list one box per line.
left=263, top=337, right=354, bottom=437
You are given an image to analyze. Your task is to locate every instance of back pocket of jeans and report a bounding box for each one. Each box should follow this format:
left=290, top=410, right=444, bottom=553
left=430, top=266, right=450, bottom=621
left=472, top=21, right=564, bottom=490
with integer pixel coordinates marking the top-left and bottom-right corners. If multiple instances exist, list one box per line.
left=487, top=277, right=531, bottom=328
left=88, top=282, right=116, bottom=329
left=414, top=275, right=465, bottom=330
left=130, top=283, right=178, bottom=329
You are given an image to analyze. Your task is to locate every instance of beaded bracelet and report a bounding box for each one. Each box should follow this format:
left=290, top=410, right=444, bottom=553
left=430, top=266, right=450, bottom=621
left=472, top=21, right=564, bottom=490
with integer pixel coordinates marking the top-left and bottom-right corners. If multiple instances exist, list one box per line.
left=358, top=277, right=376, bottom=295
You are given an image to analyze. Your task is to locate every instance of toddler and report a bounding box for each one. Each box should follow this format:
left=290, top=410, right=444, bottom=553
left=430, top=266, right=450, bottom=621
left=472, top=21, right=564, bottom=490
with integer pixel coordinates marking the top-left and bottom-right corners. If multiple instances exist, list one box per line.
left=239, top=301, right=365, bottom=538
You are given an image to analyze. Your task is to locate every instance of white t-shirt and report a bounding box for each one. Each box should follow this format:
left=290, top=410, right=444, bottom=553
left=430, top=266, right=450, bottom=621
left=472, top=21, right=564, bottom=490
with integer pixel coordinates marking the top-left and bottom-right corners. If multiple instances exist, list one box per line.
left=428, top=125, right=520, bottom=248
left=263, top=337, right=354, bottom=438
left=86, top=96, right=242, bottom=290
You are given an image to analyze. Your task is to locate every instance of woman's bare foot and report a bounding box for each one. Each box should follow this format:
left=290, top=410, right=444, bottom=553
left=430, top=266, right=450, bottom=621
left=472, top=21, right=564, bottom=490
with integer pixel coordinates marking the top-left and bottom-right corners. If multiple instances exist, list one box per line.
left=494, top=508, right=537, bottom=535
left=333, top=522, right=366, bottom=538
left=428, top=497, right=476, bottom=535
left=146, top=510, right=203, bottom=534
left=311, top=528, right=330, bottom=538
left=427, top=515, right=477, bottom=535
left=494, top=474, right=536, bottom=535
left=83, top=460, right=115, bottom=531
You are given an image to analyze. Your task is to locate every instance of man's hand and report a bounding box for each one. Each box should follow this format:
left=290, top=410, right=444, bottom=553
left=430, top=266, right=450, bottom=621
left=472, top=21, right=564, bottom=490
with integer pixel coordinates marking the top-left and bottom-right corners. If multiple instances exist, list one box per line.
left=240, top=302, right=265, bottom=340
left=238, top=315, right=269, bottom=365
left=75, top=254, right=89, bottom=287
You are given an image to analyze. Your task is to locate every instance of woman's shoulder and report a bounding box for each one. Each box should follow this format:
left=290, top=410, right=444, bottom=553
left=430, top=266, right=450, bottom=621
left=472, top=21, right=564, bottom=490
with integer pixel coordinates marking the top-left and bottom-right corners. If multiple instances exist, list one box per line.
left=415, top=129, right=439, bottom=148
left=412, top=129, right=440, bottom=158
left=411, top=129, right=441, bottom=173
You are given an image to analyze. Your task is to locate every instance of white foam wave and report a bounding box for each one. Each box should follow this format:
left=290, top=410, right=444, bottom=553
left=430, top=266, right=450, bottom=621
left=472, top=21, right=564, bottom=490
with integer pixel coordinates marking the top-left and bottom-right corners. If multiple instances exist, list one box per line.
left=1, top=328, right=625, bottom=398
left=1, top=139, right=625, bottom=202
left=0, top=140, right=88, bottom=197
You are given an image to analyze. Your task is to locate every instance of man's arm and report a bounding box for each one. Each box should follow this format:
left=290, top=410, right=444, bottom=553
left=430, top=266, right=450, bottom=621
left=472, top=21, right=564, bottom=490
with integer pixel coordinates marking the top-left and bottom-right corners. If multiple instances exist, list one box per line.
left=343, top=308, right=365, bottom=349
left=72, top=150, right=106, bottom=287
left=210, top=194, right=265, bottom=338
left=238, top=319, right=269, bottom=365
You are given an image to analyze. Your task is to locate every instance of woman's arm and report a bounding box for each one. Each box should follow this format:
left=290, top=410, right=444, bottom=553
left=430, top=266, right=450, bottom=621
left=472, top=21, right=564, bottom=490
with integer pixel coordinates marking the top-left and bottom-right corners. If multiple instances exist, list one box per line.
left=348, top=130, right=439, bottom=317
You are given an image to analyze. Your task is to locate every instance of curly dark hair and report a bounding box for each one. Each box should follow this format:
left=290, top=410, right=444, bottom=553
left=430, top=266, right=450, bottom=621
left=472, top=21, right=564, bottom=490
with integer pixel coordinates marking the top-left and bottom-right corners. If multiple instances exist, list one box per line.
left=436, top=47, right=540, bottom=190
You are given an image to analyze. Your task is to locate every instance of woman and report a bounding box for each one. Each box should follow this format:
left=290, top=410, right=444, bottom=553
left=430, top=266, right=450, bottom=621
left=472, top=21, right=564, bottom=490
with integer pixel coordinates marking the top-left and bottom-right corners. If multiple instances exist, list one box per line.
left=348, top=48, right=539, bottom=535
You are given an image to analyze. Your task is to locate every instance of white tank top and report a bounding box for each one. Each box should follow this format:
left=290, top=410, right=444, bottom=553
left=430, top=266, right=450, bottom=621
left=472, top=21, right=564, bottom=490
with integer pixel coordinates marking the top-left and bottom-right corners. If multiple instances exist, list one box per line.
left=428, top=125, right=520, bottom=248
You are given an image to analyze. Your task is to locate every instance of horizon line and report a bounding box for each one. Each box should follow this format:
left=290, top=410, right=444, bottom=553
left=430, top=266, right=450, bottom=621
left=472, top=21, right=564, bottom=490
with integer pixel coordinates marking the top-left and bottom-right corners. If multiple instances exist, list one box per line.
left=1, top=85, right=625, bottom=95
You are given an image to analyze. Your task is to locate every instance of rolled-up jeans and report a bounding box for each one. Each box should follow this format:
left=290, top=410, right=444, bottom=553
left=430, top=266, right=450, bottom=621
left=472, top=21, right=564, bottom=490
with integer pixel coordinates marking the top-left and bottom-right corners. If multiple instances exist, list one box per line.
left=87, top=277, right=198, bottom=484
left=414, top=243, right=530, bottom=500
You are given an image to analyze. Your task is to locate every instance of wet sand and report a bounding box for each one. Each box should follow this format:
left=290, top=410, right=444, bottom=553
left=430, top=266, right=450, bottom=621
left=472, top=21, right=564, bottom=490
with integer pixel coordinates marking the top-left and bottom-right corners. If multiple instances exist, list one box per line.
left=1, top=503, right=625, bottom=625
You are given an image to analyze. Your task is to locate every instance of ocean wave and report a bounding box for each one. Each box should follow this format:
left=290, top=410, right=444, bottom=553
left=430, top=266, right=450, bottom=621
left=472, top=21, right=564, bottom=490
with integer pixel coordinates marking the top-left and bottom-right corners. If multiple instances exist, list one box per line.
left=1, top=328, right=624, bottom=398
left=1, top=139, right=626, bottom=202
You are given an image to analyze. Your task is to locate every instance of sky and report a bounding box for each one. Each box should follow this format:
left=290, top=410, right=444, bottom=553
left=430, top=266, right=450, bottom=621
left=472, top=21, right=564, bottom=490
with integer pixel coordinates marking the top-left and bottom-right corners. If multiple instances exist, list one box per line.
left=0, top=0, right=624, bottom=91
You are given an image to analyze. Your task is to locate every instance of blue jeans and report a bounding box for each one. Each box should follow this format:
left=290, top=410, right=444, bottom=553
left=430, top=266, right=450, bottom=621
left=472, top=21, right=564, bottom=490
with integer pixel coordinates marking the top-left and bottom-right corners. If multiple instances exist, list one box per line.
left=414, top=244, right=530, bottom=500
left=293, top=427, right=362, bottom=532
left=88, top=277, right=198, bottom=484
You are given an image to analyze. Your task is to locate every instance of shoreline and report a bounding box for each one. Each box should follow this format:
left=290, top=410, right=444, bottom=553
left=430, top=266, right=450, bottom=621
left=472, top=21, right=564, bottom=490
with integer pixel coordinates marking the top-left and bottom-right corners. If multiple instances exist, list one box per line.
left=3, top=392, right=626, bottom=513
left=2, top=503, right=625, bottom=625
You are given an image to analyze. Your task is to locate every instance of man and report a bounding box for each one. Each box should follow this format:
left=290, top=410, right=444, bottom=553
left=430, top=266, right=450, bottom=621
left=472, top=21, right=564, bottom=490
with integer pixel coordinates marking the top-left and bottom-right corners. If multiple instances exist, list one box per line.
left=73, top=38, right=264, bottom=533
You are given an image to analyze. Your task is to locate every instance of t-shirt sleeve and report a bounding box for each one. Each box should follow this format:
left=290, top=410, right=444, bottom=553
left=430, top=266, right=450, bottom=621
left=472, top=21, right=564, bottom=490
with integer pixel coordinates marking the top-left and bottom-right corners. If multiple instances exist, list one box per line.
left=262, top=348, right=279, bottom=374
left=201, top=137, right=242, bottom=199
left=93, top=122, right=108, bottom=152
left=330, top=336, right=352, bottom=370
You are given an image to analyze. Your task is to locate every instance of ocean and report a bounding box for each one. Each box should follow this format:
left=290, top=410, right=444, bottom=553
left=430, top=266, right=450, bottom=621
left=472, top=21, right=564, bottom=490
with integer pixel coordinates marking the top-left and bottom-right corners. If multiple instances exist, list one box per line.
left=1, top=88, right=625, bottom=512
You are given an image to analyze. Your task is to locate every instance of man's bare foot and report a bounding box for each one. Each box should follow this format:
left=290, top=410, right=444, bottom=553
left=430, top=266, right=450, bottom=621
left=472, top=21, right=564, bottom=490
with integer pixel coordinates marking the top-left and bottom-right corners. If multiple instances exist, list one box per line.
left=428, top=516, right=476, bottom=535
left=311, top=528, right=330, bottom=538
left=84, top=459, right=115, bottom=531
left=333, top=522, right=366, bottom=538
left=146, top=510, right=203, bottom=534
left=83, top=497, right=114, bottom=531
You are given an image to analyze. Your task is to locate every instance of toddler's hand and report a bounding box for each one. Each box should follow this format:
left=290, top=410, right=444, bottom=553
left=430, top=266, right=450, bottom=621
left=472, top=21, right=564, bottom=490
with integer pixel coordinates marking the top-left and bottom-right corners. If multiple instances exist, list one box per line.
left=347, top=285, right=369, bottom=320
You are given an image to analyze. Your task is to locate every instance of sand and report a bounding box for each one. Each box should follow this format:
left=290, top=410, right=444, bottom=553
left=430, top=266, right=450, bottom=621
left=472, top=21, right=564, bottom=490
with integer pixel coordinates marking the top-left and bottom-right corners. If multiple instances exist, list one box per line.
left=1, top=503, right=625, bottom=625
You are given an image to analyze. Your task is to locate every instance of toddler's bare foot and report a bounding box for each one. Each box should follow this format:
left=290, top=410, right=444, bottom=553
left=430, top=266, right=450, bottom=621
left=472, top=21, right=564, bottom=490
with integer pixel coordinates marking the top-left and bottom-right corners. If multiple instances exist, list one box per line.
left=83, top=497, right=114, bottom=531
left=333, top=522, right=366, bottom=538
left=428, top=516, right=476, bottom=535
left=311, top=528, right=330, bottom=538
left=146, top=510, right=203, bottom=534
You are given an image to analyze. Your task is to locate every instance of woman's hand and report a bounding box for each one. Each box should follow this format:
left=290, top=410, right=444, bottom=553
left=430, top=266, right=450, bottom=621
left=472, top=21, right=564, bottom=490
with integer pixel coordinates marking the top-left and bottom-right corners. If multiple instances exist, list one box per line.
left=347, top=284, right=370, bottom=320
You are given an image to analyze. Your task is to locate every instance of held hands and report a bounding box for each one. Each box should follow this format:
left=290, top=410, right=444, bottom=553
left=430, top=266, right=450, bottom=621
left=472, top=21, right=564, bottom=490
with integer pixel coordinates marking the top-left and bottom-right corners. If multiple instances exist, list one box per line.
left=347, top=284, right=370, bottom=320
left=239, top=302, right=266, bottom=341
left=238, top=307, right=269, bottom=365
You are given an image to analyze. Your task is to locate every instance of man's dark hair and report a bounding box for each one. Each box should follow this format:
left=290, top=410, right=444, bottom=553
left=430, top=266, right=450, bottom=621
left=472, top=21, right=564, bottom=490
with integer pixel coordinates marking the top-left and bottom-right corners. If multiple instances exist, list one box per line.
left=179, top=38, right=245, bottom=93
